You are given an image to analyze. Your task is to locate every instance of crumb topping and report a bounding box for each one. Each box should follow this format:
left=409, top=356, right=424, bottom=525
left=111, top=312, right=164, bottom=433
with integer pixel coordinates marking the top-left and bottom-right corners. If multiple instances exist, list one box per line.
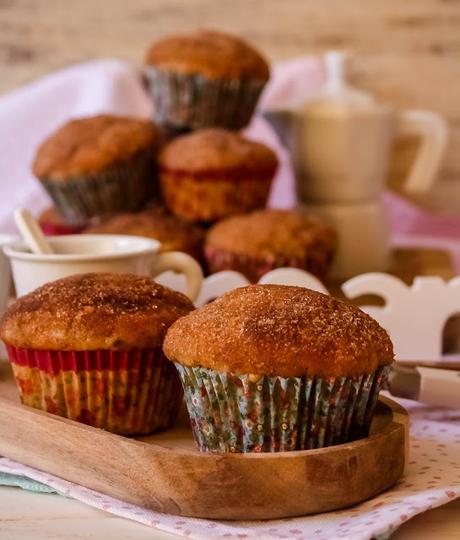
left=163, top=285, right=394, bottom=377
left=33, top=114, right=159, bottom=179
left=206, top=209, right=337, bottom=259
left=145, top=29, right=269, bottom=80
left=158, top=128, right=278, bottom=175
left=0, top=273, right=194, bottom=351
left=86, top=207, right=204, bottom=257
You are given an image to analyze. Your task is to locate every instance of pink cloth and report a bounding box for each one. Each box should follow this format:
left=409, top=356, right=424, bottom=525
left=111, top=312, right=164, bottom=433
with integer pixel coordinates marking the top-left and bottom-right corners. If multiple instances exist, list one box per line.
left=1, top=55, right=459, bottom=249
left=0, top=394, right=459, bottom=540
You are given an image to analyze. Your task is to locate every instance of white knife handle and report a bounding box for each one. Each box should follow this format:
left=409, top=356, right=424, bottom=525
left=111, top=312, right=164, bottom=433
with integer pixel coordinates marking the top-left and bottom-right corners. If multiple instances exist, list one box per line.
left=417, top=367, right=460, bottom=409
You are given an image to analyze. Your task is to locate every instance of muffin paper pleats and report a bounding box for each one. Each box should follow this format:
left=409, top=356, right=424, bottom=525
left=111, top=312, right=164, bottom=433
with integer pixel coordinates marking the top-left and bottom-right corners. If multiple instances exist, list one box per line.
left=175, top=364, right=390, bottom=453
left=40, top=152, right=157, bottom=224
left=7, top=346, right=182, bottom=435
left=204, top=245, right=333, bottom=283
left=144, top=67, right=265, bottom=130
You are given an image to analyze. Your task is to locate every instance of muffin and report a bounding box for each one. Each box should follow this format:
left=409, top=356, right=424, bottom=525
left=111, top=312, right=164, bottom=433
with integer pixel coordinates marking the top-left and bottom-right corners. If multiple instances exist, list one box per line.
left=144, top=29, right=269, bottom=130
left=85, top=207, right=204, bottom=261
left=33, top=115, right=161, bottom=224
left=0, top=273, right=194, bottom=435
left=163, top=285, right=394, bottom=453
left=205, top=209, right=337, bottom=282
left=38, top=207, right=87, bottom=235
left=159, top=129, right=278, bottom=222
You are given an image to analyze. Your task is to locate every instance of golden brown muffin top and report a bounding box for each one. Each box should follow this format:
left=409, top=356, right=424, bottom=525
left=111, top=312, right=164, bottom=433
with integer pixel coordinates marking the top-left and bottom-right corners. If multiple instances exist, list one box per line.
left=145, top=29, right=269, bottom=81
left=206, top=210, right=337, bottom=259
left=158, top=128, right=278, bottom=175
left=163, top=285, right=394, bottom=378
left=86, top=207, right=204, bottom=256
left=0, top=273, right=194, bottom=351
left=33, top=114, right=160, bottom=180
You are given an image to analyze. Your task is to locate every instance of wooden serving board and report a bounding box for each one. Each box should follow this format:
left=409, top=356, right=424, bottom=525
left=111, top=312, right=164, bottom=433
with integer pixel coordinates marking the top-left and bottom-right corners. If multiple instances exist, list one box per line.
left=0, top=362, right=408, bottom=520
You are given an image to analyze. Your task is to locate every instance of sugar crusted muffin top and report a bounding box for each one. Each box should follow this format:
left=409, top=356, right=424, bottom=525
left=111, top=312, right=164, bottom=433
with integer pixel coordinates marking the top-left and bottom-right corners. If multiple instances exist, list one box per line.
left=206, top=210, right=337, bottom=260
left=158, top=128, right=278, bottom=176
left=145, top=29, right=269, bottom=81
left=163, top=285, right=394, bottom=378
left=86, top=207, right=204, bottom=256
left=0, top=273, right=194, bottom=351
left=33, top=114, right=160, bottom=180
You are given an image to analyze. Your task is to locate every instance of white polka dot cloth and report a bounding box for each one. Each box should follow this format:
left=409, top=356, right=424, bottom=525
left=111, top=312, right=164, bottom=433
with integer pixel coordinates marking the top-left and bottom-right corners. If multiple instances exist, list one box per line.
left=0, top=395, right=459, bottom=540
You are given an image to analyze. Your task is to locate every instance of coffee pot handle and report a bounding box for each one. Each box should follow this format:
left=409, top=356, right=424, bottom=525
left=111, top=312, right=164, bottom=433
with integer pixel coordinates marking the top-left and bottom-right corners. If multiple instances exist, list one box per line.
left=150, top=251, right=203, bottom=303
left=396, top=110, right=448, bottom=195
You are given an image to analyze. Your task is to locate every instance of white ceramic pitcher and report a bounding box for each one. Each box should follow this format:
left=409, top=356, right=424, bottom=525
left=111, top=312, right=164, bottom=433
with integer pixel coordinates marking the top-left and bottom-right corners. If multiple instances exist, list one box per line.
left=263, top=52, right=448, bottom=204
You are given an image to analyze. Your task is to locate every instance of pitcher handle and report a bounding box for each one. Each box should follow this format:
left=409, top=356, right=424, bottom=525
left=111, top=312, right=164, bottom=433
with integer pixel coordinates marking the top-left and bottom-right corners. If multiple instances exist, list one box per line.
left=396, top=110, right=448, bottom=195
left=150, top=251, right=203, bottom=303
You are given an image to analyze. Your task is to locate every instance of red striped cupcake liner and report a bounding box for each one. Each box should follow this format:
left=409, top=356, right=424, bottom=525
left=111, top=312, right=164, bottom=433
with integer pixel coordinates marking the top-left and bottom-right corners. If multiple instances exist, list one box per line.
left=6, top=346, right=182, bottom=435
left=204, top=245, right=333, bottom=283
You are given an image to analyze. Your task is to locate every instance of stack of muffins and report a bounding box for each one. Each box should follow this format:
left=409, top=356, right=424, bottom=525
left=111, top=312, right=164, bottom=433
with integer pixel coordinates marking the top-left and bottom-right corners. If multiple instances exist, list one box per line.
left=0, top=276, right=394, bottom=452
left=2, top=30, right=385, bottom=455
left=31, top=29, right=337, bottom=283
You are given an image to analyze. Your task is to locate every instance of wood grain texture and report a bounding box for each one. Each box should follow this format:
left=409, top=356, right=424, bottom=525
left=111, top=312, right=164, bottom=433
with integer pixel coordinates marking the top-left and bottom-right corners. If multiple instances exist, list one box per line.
left=0, top=0, right=459, bottom=212
left=0, top=365, right=407, bottom=520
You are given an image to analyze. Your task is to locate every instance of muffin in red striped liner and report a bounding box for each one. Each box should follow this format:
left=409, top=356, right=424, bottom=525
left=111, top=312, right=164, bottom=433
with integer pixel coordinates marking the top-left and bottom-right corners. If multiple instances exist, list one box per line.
left=0, top=273, right=194, bottom=435
left=158, top=129, right=278, bottom=223
left=205, top=209, right=337, bottom=283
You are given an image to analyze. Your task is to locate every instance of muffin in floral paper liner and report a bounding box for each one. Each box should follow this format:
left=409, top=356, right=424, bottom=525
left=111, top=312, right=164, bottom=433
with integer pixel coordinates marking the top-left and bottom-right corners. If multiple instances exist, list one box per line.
left=33, top=115, right=161, bottom=224
left=144, top=30, right=269, bottom=130
left=158, top=129, right=278, bottom=223
left=0, top=273, right=194, bottom=435
left=85, top=206, right=205, bottom=263
left=205, top=209, right=337, bottom=283
left=38, top=207, right=87, bottom=235
left=163, top=285, right=394, bottom=453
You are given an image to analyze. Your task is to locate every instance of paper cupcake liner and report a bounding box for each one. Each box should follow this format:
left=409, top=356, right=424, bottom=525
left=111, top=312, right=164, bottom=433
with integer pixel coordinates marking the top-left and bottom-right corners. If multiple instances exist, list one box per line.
left=39, top=219, right=87, bottom=236
left=204, top=246, right=334, bottom=283
left=144, top=67, right=266, bottom=130
left=6, top=346, right=182, bottom=435
left=160, top=172, right=272, bottom=223
left=40, top=152, right=157, bottom=224
left=175, top=364, right=390, bottom=453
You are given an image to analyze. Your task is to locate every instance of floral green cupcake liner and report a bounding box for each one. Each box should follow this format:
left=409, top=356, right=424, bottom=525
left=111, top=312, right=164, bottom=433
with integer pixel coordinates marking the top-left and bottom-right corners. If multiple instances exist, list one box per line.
left=40, top=152, right=157, bottom=224
left=175, top=364, right=390, bottom=453
left=144, top=67, right=266, bottom=130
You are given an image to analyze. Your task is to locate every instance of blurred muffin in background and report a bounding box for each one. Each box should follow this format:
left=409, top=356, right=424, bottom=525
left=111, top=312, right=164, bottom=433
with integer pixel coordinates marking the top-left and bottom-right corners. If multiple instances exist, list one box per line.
left=33, top=115, right=161, bottom=225
left=158, top=128, right=278, bottom=223
left=205, top=209, right=337, bottom=282
left=86, top=207, right=205, bottom=262
left=38, top=207, right=87, bottom=235
left=145, top=29, right=269, bottom=130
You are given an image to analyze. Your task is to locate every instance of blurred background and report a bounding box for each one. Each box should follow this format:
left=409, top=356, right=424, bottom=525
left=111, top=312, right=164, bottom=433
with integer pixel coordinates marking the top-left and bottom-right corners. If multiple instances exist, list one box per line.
left=1, top=0, right=459, bottom=214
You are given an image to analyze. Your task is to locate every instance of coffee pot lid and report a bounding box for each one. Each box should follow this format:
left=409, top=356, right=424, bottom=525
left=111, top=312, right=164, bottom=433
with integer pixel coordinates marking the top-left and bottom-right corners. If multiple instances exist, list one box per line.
left=301, top=51, right=381, bottom=115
